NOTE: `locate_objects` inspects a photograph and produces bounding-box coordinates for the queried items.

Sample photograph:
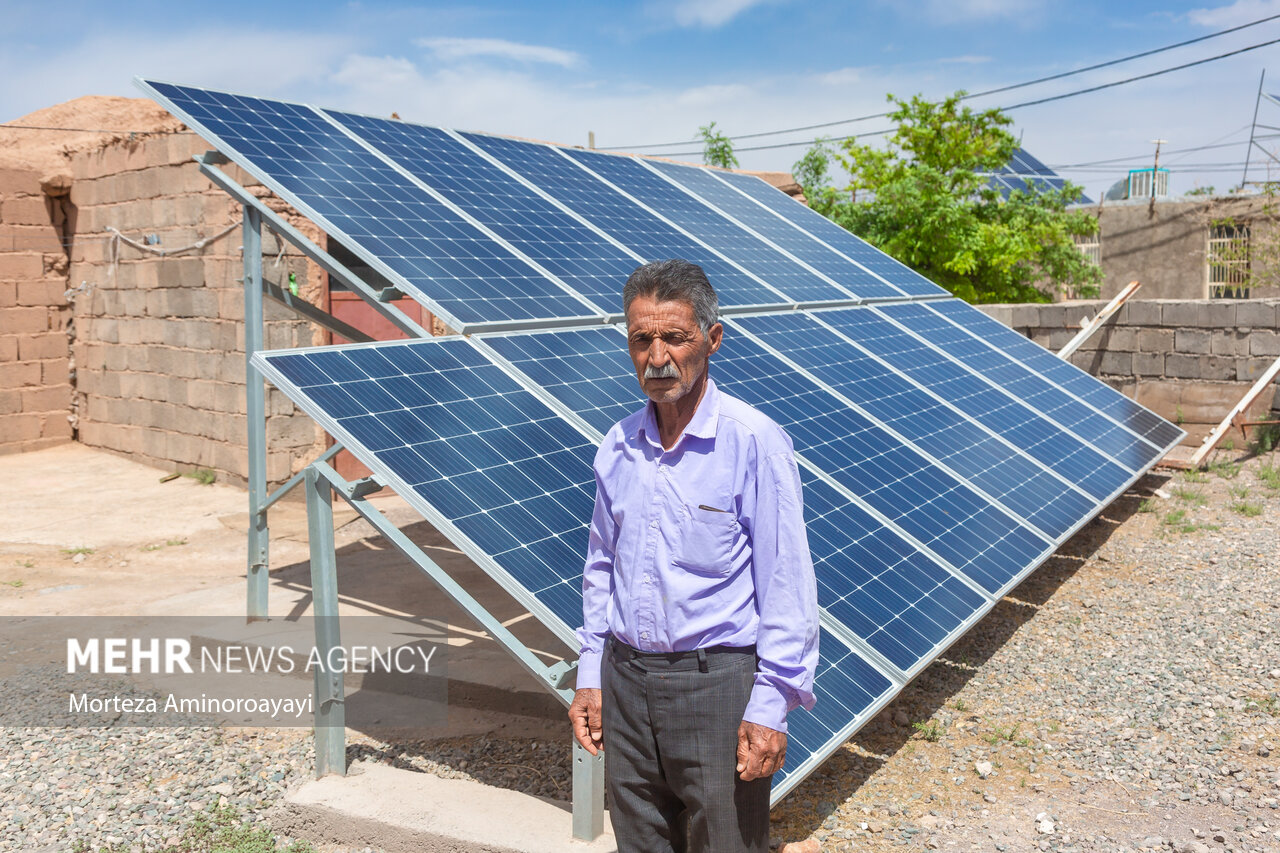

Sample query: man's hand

[569,688,604,755]
[736,720,786,781]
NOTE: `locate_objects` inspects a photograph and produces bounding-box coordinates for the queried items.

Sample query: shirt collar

[638,375,720,449]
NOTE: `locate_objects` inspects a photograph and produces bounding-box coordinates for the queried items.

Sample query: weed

[184,468,217,486]
[1048,721,1060,733]
[1137,498,1155,513]
[1250,695,1279,716]
[913,720,943,742]
[1163,509,1188,527]
[146,538,190,551]
[167,537,188,547]
[2,580,23,588]
[985,723,1022,746]
[67,803,315,853]
[14,559,33,569]
[953,699,968,712]
[61,546,94,556]
[1181,469,1207,484]
[1174,405,1185,425]
[1250,423,1280,454]
[1208,458,1240,480]
[1228,484,1250,500]
[1171,486,1207,505]
[1219,437,1235,451]
[1230,500,1263,517]
[1258,461,1280,492]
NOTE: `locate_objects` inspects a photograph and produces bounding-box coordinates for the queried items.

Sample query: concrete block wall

[65,134,327,487]
[979,299,1280,442]
[0,166,73,454]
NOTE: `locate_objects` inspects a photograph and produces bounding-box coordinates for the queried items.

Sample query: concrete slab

[277,761,617,853]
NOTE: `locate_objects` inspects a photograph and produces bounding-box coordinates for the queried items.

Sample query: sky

[5,0,1280,199]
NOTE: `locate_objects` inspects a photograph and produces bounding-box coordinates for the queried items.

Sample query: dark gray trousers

[603,638,771,853]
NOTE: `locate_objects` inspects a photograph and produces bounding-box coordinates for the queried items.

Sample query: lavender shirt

[575,377,819,732]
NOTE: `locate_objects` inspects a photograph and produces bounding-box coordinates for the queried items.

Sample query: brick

[0,196,51,226]
[0,252,43,279]
[0,167,43,196]
[1125,300,1162,326]
[1235,300,1277,329]
[0,361,40,387]
[21,385,69,412]
[0,281,15,309]
[0,412,42,442]
[1175,329,1211,355]
[0,306,48,336]
[0,336,16,363]
[0,388,19,414]
[15,279,60,307]
[17,332,66,361]
[1133,352,1164,376]
[40,412,73,440]
[1136,328,1174,351]
[1251,331,1280,357]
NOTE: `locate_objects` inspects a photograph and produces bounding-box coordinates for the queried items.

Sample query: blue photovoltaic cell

[560,147,849,304]
[647,160,900,301]
[732,312,1096,540]
[801,471,986,672]
[482,327,640,435]
[326,111,636,316]
[709,332,1049,595]
[816,306,1140,498]
[258,338,598,630]
[923,300,1182,449]
[775,626,893,793]
[983,148,1092,204]
[714,170,945,298]
[461,132,792,310]
[143,82,593,327]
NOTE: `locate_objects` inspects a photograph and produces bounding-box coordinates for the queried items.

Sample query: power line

[608,12,1280,151]
[646,35,1280,158]
[0,124,190,134]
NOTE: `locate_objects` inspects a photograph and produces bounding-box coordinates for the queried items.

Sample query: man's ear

[706,321,723,355]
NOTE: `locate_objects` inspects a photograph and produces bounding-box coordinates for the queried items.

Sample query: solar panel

[139,81,601,329]
[323,111,641,317]
[560,147,851,304]
[983,146,1093,204]
[461,132,799,311]
[148,79,1184,814]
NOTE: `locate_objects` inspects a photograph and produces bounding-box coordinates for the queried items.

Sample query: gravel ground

[2,448,1277,852]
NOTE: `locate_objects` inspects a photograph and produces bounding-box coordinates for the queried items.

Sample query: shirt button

[650,520,658,528]
[640,632,648,640]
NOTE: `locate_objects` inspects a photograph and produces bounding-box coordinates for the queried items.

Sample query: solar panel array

[143,79,1183,800]
[983,147,1093,205]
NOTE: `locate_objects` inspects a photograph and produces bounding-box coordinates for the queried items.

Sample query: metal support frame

[244,206,269,620]
[300,460,605,838]
[1057,280,1142,360]
[1170,352,1280,469]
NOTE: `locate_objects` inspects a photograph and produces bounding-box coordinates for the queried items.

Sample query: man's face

[626,294,723,405]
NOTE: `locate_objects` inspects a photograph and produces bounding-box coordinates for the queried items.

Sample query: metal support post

[243,205,269,621]
[571,739,605,841]
[305,466,346,777]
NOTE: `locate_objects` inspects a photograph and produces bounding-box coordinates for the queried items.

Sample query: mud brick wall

[64,133,326,488]
[0,166,73,454]
[979,299,1280,442]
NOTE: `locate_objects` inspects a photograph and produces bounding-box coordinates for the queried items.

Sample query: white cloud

[652,0,779,28]
[919,0,1049,24]
[417,37,581,68]
[938,55,993,64]
[1188,0,1280,27]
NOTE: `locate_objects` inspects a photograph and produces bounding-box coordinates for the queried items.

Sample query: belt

[608,636,756,672]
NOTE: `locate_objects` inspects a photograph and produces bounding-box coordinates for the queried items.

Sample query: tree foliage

[698,121,740,169]
[795,92,1100,303]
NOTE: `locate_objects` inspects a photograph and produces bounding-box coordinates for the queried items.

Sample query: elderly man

[568,258,819,853]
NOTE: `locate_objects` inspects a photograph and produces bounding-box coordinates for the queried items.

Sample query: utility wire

[647,35,1280,158]
[609,12,1280,151]
[0,124,190,134]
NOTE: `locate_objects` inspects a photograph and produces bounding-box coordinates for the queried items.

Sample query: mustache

[644,363,679,380]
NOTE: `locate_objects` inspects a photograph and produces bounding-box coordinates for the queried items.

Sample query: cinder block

[15,279,59,307]
[17,332,67,361]
[1,196,51,226]
[0,361,40,387]
[0,388,20,414]
[0,167,43,197]
[1200,355,1237,381]
[1164,353,1202,379]
[40,412,73,440]
[1161,301,1203,328]
[1175,329,1211,355]
[0,412,42,442]
[1235,300,1277,329]
[1096,351,1133,375]
[1133,352,1164,376]
[1201,302,1237,328]
[0,282,16,309]
[20,385,70,413]
[40,360,68,387]
[1211,331,1251,357]
[1237,357,1277,381]
[1136,328,1174,351]
[118,372,145,399]
[103,347,128,372]
[0,252,43,279]
[1251,331,1280,357]
[0,336,16,363]
[1125,300,1162,326]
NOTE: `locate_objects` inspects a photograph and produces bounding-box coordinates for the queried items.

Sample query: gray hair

[622,259,719,333]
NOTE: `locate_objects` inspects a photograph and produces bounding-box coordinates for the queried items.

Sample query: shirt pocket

[674,504,738,576]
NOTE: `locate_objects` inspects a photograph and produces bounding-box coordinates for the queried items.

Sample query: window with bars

[1073,233,1101,267]
[1207,223,1250,299]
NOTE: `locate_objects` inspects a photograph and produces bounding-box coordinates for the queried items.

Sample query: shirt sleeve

[741,448,819,732]
[575,442,617,691]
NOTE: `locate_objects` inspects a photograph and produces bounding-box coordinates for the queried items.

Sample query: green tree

[794,92,1100,303]
[698,121,740,169]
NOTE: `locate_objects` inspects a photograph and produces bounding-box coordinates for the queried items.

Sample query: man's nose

[648,339,669,365]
